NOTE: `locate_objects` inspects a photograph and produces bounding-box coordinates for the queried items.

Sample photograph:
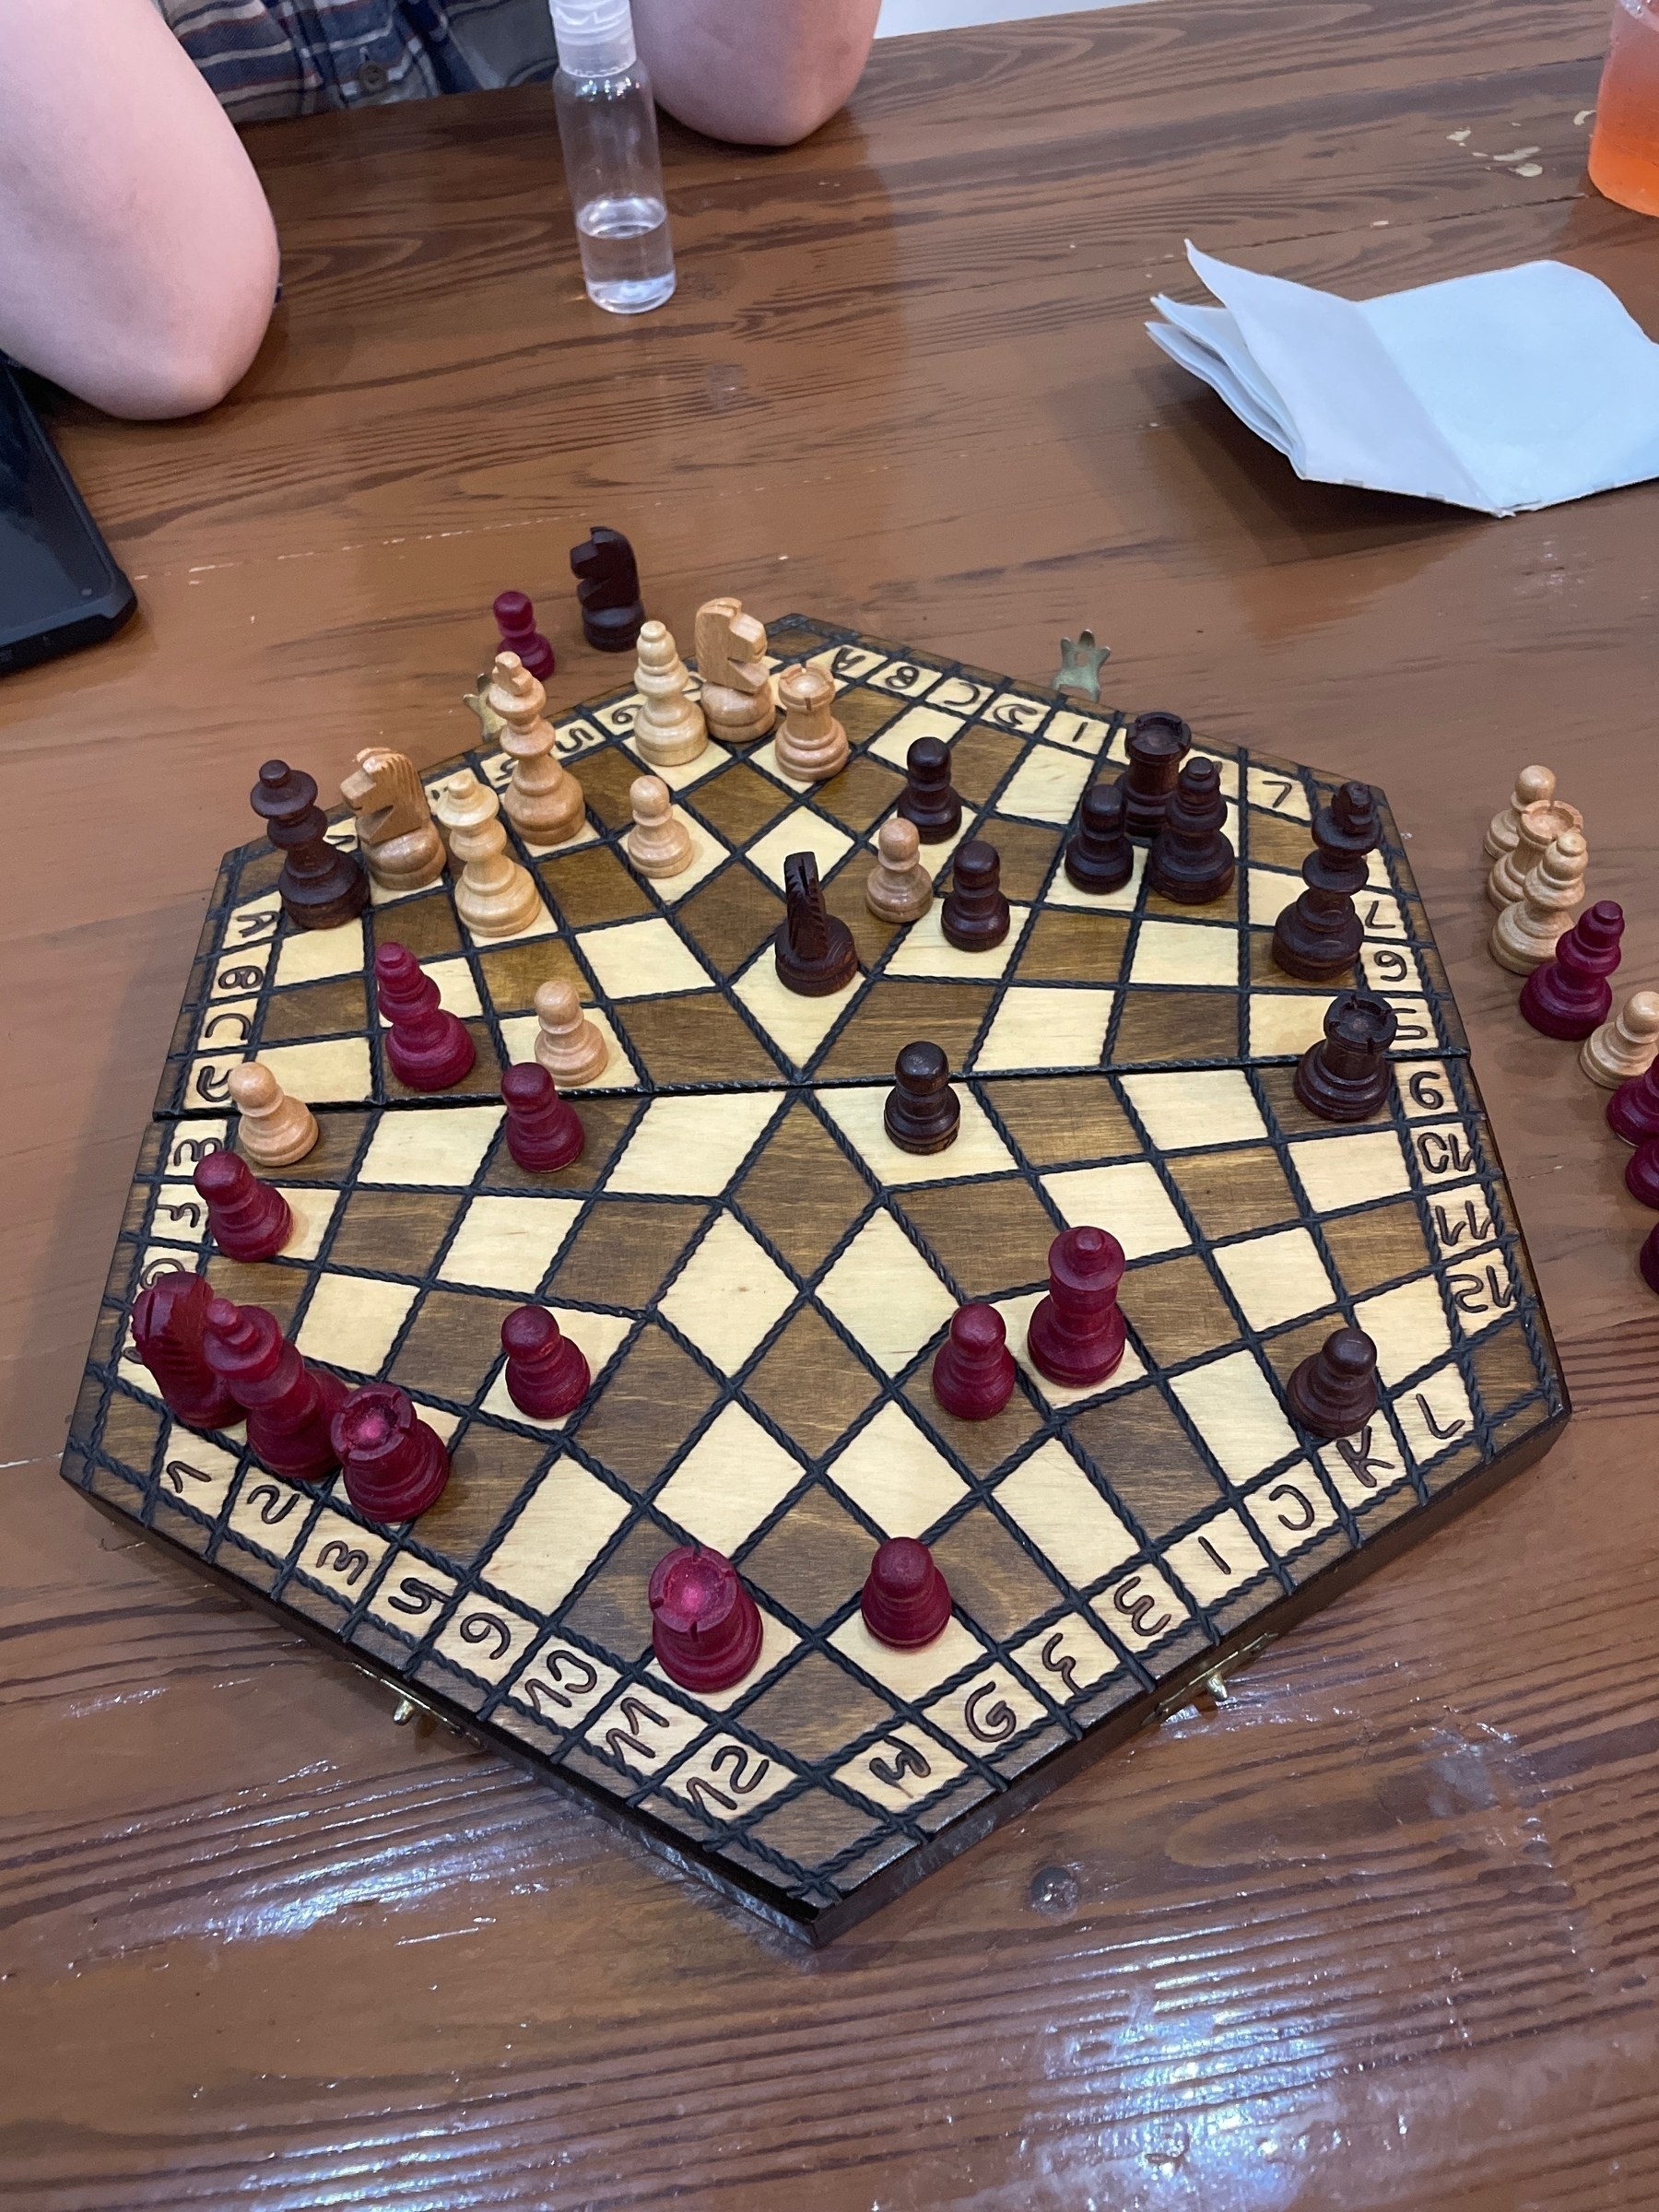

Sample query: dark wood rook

[250,759,369,931]
[1121,711,1192,836]
[1272,781,1382,982]
[1294,990,1398,1122]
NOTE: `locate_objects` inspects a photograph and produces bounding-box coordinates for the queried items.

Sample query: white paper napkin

[1147,242,1659,516]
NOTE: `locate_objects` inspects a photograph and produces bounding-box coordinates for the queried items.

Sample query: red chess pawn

[1627,1138,1659,1211]
[1609,1060,1659,1147]
[932,1303,1016,1420]
[1641,1224,1659,1297]
[331,1383,451,1520]
[501,1305,591,1419]
[648,1545,763,1692]
[194,1148,291,1263]
[1027,1225,1126,1390]
[375,942,477,1091]
[202,1297,349,1479]
[1519,900,1624,1041]
[493,590,555,681]
[861,1537,952,1650]
[502,1062,584,1172]
[130,1267,241,1428]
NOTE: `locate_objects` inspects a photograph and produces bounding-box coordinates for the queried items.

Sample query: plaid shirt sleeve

[157,0,557,122]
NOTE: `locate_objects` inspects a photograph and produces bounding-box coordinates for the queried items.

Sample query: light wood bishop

[694,597,774,744]
[1488,794,1584,908]
[433,770,543,937]
[775,664,849,781]
[632,621,707,767]
[1483,765,1558,865]
[625,775,694,879]
[1490,830,1588,973]
[865,816,933,923]
[1581,989,1659,1088]
[228,1061,318,1168]
[533,979,609,1086]
[487,653,587,847]
[339,749,445,892]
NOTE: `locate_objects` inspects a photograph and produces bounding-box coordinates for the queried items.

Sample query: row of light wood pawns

[1482,764,1658,1086]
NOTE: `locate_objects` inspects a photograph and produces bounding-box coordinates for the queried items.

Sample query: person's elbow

[90,211,280,419]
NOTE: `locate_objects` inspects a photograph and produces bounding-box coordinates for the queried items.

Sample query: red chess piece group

[194,1149,291,1263]
[376,941,477,1091]
[1520,900,1624,1040]
[648,1546,763,1692]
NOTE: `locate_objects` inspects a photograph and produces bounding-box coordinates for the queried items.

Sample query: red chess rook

[931,1303,1016,1420]
[375,942,477,1091]
[502,1062,584,1172]
[202,1297,349,1479]
[130,1267,241,1429]
[194,1149,291,1264]
[648,1546,762,1692]
[331,1383,451,1520]
[1028,1225,1126,1389]
[861,1538,952,1650]
[1519,900,1624,1041]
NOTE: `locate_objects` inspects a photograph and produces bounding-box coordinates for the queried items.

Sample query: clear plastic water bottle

[550,0,677,315]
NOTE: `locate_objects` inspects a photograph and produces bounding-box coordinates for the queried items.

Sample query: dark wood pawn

[1121,711,1192,836]
[896,735,962,843]
[1065,776,1134,894]
[1287,1326,1380,1441]
[774,850,858,996]
[884,1041,960,1154]
[1147,757,1235,904]
[1272,780,1382,982]
[250,759,369,931]
[941,839,1009,950]
[569,524,644,652]
[1293,990,1398,1122]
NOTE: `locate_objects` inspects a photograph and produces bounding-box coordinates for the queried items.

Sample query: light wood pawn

[695,597,774,745]
[1490,829,1588,973]
[1581,989,1659,1088]
[229,1061,318,1169]
[488,653,587,847]
[774,664,849,781]
[865,816,933,924]
[433,770,543,937]
[1483,764,1558,865]
[1488,794,1583,908]
[534,979,609,1086]
[339,749,444,892]
[632,620,707,768]
[625,775,694,879]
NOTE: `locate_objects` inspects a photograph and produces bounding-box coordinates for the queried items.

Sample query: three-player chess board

[65,617,1568,1942]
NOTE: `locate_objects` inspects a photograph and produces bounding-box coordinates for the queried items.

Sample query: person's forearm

[632,0,880,147]
[0,0,278,419]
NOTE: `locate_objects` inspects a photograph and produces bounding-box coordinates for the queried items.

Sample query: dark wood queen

[62,618,1569,1943]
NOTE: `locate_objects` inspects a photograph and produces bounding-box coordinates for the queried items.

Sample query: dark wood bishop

[1147,756,1235,904]
[250,759,369,931]
[1294,990,1398,1122]
[775,850,859,995]
[1272,780,1382,982]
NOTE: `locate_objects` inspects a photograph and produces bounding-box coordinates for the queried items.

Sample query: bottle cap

[551,0,637,75]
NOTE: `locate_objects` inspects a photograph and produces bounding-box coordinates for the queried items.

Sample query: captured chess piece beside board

[66,610,1569,1944]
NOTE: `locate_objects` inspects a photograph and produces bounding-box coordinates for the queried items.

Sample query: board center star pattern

[65,617,1567,1943]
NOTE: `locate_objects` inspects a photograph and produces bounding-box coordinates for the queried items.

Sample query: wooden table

[6,0,1658,2201]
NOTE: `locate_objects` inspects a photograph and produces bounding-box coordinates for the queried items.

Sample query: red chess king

[375,941,477,1091]
[331,1383,451,1521]
[648,1546,762,1692]
[1028,1225,1126,1389]
[493,589,555,680]
[194,1148,291,1264]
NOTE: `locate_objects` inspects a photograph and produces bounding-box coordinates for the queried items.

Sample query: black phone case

[0,366,136,676]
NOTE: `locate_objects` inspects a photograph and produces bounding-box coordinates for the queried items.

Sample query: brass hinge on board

[1151,1634,1276,1724]
[348,1665,465,1735]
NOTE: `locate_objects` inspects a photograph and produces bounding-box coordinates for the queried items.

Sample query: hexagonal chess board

[65,618,1567,1942]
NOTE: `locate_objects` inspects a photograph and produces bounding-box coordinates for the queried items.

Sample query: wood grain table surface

[6,0,1659,2203]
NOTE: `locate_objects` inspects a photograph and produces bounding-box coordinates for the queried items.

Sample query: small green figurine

[1055,628,1110,700]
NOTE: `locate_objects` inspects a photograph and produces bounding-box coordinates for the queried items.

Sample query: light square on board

[1007,1615,1122,1703]
[817,1087,1017,1188]
[971,985,1113,1074]
[1171,1350,1300,1483]
[1129,920,1239,988]
[1354,1276,1453,1385]
[746,812,855,889]
[577,917,712,1000]
[477,1310,636,1430]
[996,746,1093,824]
[829,1611,985,1703]
[1041,1162,1190,1262]
[295,1274,418,1376]
[258,1037,374,1104]
[816,1212,958,1374]
[994,1440,1140,1590]
[477,1460,633,1614]
[360,1106,503,1188]
[606,1093,784,1198]
[1163,1509,1272,1606]
[826,1401,969,1536]
[652,1403,806,1553]
[656,1214,799,1374]
[274,920,367,987]
[1212,1226,1337,1332]
[868,705,963,769]
[439,1195,583,1295]
[1288,1128,1412,1214]
[885,902,1029,982]
[1121,1069,1267,1151]
[733,955,862,1066]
